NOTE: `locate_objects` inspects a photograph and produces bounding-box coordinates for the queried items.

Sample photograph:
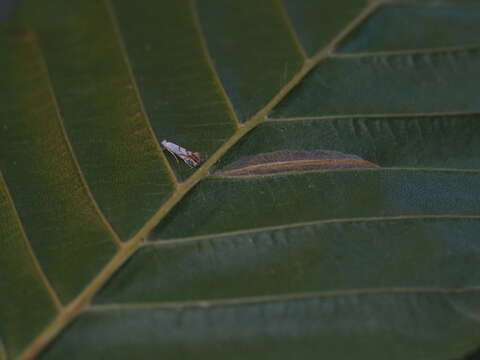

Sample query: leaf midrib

[16,1,387,358]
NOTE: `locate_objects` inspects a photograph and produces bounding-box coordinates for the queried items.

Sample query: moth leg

[164,148,180,163]
[180,155,195,168]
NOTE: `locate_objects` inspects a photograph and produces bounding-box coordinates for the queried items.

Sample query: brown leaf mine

[216,150,380,176]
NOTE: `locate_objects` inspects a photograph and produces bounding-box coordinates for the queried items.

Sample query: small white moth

[161,140,201,168]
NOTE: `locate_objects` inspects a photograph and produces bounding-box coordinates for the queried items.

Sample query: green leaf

[1,0,480,359]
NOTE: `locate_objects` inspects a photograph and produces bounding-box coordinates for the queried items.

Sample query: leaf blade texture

[0,0,479,359]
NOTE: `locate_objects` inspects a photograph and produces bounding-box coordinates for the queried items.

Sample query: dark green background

[1,0,480,359]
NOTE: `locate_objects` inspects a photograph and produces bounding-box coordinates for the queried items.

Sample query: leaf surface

[1,0,480,359]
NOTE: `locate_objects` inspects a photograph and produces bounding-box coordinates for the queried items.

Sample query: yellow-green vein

[190,0,242,128]
[104,0,179,185]
[87,286,480,311]
[17,2,382,358]
[33,31,123,249]
[275,0,308,59]
[0,172,62,310]
[145,214,480,246]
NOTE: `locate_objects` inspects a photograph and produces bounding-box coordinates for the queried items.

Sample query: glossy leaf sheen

[337,3,480,53]
[0,28,118,304]
[271,49,480,118]
[1,0,480,359]
[111,0,237,180]
[196,0,304,122]
[100,218,480,303]
[152,170,480,239]
[32,0,175,240]
[283,0,367,56]
[217,115,480,170]
[42,291,480,360]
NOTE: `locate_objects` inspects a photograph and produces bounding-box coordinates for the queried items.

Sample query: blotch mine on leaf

[216,150,379,176]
